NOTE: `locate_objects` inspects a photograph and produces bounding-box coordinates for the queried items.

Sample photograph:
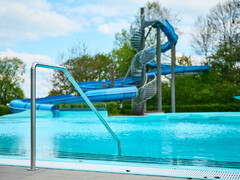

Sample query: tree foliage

[148,70,240,108]
[111,29,136,78]
[177,55,192,66]
[192,0,240,56]
[49,45,112,96]
[174,71,239,105]
[0,57,25,105]
[192,0,240,84]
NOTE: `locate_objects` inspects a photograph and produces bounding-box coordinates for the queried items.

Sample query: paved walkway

[0,165,196,180]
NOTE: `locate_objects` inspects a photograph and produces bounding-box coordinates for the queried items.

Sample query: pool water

[0,111,240,169]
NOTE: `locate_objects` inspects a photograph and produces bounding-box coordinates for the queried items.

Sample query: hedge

[0,105,10,116]
[107,102,240,115]
[148,103,240,113]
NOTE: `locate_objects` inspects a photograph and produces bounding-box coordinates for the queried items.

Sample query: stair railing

[133,73,157,107]
[29,62,121,171]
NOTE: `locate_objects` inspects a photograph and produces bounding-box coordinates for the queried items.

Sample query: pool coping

[0,158,239,180]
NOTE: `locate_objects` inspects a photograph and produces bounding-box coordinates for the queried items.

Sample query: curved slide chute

[9,99,58,114]
[9,86,138,116]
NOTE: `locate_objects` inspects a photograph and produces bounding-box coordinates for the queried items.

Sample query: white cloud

[0,0,222,47]
[162,0,219,15]
[175,52,207,65]
[191,55,207,65]
[0,0,224,65]
[0,0,82,45]
[62,3,132,18]
[91,17,105,24]
[97,19,130,35]
[0,49,56,98]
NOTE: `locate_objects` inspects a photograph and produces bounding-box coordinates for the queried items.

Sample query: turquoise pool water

[0,111,240,169]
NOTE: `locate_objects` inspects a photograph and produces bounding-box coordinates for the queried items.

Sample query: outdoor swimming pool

[0,110,240,179]
[0,110,239,169]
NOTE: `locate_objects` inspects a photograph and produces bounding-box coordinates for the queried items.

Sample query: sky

[0,0,222,98]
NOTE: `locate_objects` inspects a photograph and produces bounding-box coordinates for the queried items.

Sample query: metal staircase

[140,46,156,65]
[132,74,157,115]
[129,28,157,115]
[131,46,157,115]
[131,29,142,52]
[130,46,156,84]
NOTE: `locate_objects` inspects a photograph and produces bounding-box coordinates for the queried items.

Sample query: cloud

[0,0,222,46]
[90,17,105,24]
[191,55,207,65]
[97,19,130,35]
[175,52,206,65]
[59,2,135,18]
[71,4,124,17]
[0,49,55,98]
[0,0,82,45]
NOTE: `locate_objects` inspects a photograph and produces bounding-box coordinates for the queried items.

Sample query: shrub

[0,105,10,116]
[106,102,120,115]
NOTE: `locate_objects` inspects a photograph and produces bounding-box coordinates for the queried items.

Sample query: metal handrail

[29,62,121,171]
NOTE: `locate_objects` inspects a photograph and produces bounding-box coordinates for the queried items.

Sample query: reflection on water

[0,134,27,156]
[53,133,116,157]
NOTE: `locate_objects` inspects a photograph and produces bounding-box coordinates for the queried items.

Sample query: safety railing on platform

[29,62,121,171]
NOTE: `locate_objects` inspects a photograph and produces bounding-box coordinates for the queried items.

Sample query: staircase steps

[131,29,142,52]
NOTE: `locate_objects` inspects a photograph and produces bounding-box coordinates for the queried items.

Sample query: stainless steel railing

[29,62,121,171]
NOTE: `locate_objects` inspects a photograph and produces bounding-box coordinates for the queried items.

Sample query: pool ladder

[29,62,121,171]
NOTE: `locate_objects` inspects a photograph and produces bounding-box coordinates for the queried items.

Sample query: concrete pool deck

[0,165,197,180]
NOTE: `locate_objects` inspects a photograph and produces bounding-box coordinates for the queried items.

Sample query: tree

[192,0,240,84]
[49,44,112,96]
[191,16,215,57]
[192,0,240,56]
[209,44,240,84]
[192,0,240,58]
[111,29,136,78]
[177,55,192,66]
[0,57,25,105]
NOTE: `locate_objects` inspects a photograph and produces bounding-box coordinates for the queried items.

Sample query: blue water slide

[9,99,58,113]
[78,77,136,92]
[147,65,211,78]
[161,20,178,49]
[147,60,171,68]
[24,86,137,104]
[9,86,138,114]
[8,19,210,115]
[77,64,210,91]
[140,19,178,59]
